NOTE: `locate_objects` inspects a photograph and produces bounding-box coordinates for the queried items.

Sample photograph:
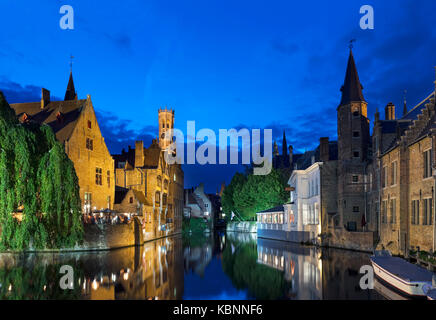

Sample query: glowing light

[8,284,12,291]
[123,273,129,281]
[92,280,99,291]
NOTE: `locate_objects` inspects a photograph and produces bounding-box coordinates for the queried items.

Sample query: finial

[403,89,408,116]
[349,39,356,50]
[69,55,74,72]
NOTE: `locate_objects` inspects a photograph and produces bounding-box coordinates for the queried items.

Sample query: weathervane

[349,39,356,50]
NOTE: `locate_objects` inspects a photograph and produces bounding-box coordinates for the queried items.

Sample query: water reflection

[0,233,384,300]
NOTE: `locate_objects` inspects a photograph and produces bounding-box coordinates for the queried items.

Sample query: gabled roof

[339,49,365,106]
[10,99,87,143]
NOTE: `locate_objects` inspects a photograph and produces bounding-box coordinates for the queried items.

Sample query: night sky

[1,0,436,193]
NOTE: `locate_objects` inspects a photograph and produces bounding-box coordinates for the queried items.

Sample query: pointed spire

[64,71,77,101]
[282,130,287,156]
[403,90,407,116]
[273,141,279,156]
[339,48,365,106]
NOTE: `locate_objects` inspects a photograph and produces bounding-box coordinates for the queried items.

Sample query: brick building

[113,108,184,238]
[10,72,115,213]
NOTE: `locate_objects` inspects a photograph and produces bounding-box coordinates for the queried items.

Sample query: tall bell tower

[158,107,175,150]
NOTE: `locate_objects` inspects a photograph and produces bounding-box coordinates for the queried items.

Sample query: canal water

[0,232,385,300]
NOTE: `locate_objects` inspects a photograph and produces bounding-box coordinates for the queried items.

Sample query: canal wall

[323,229,374,253]
[226,221,257,233]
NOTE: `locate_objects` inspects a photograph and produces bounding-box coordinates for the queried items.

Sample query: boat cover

[371,256,434,283]
[427,289,436,300]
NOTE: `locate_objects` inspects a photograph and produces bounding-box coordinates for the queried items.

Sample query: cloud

[103,32,133,53]
[95,109,157,154]
[271,40,299,56]
[0,78,42,103]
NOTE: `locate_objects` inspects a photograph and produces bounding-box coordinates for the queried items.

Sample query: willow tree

[0,92,83,250]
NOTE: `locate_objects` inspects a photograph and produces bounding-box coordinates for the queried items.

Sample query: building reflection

[256,239,382,300]
[79,237,185,300]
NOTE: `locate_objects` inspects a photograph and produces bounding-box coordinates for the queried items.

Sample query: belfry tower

[337,47,370,231]
[158,107,175,150]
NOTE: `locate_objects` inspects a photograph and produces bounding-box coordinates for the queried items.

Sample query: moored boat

[370,250,434,298]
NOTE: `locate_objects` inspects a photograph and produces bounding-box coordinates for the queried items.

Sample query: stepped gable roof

[10,99,87,143]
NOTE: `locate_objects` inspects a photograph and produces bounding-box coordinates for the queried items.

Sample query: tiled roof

[10,99,86,143]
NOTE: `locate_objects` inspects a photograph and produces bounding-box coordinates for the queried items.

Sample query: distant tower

[403,90,408,116]
[158,106,175,150]
[282,130,288,156]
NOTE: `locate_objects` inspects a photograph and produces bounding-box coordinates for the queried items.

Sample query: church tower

[158,107,175,150]
[337,48,370,232]
[337,48,370,161]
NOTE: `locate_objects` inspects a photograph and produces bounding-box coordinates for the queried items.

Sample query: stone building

[10,72,115,213]
[113,108,184,239]
[374,90,436,255]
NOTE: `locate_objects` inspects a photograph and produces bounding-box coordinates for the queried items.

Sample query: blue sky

[1,0,436,192]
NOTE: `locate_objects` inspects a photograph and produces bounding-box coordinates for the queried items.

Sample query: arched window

[163,194,167,206]
[157,175,162,186]
[164,179,169,190]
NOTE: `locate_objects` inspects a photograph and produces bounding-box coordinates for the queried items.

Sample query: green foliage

[0,262,84,300]
[0,91,83,250]
[222,168,289,220]
[182,217,210,235]
[221,239,291,299]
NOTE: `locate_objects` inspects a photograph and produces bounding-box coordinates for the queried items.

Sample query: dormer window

[88,120,92,129]
[56,112,64,124]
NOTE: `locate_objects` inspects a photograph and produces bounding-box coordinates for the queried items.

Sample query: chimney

[320,137,329,162]
[41,88,50,109]
[289,145,293,166]
[135,141,144,167]
[385,102,395,120]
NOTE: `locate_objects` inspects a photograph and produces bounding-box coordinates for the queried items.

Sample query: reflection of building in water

[257,239,322,300]
[183,242,213,277]
[80,237,184,300]
[256,239,379,300]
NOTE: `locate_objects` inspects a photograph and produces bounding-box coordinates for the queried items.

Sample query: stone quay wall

[323,229,374,253]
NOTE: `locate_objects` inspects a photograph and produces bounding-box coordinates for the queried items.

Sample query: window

[352,175,359,183]
[155,191,161,206]
[95,168,102,185]
[353,131,360,138]
[107,171,110,188]
[84,193,92,214]
[411,200,420,225]
[423,150,432,178]
[353,111,359,117]
[382,166,388,188]
[129,197,134,204]
[162,194,167,206]
[88,120,92,129]
[381,200,388,224]
[423,198,433,225]
[353,151,360,158]
[390,199,396,224]
[164,179,169,190]
[157,175,162,186]
[353,206,360,213]
[391,161,397,185]
[86,138,93,151]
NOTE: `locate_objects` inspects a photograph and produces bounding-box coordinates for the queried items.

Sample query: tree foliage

[0,92,83,250]
[222,168,289,220]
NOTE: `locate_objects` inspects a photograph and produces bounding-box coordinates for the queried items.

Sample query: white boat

[370,250,434,298]
[373,278,409,300]
[428,289,436,300]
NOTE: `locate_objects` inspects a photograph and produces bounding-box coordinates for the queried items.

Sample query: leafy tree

[231,168,288,220]
[0,91,83,250]
[221,173,246,220]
